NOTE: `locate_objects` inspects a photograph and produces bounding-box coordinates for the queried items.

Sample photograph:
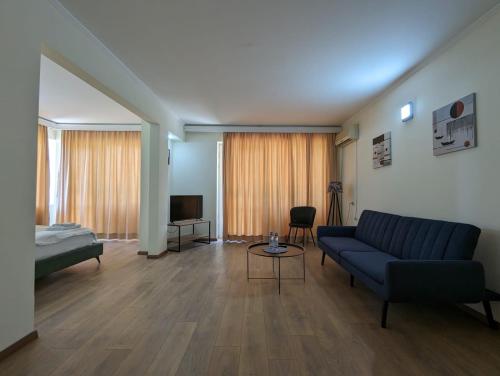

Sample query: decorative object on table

[327,181,343,226]
[373,132,392,169]
[269,232,279,249]
[264,245,288,254]
[288,206,317,246]
[433,93,476,156]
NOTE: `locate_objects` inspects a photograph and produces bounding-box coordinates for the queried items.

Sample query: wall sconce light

[401,102,414,123]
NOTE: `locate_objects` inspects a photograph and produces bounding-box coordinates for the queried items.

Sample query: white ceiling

[58,0,499,125]
[39,55,141,124]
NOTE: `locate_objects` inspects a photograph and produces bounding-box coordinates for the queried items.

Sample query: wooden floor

[1,241,500,375]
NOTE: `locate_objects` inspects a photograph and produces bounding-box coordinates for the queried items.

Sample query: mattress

[36,226,96,261]
[36,234,96,260]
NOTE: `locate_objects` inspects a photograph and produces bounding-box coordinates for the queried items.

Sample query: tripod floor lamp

[327,181,343,226]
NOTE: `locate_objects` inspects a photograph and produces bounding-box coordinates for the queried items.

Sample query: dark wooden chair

[287,206,316,246]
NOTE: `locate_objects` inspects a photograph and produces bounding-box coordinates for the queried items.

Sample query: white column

[139,121,170,255]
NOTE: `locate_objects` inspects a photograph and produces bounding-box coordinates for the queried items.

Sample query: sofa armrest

[385,260,485,303]
[317,226,357,239]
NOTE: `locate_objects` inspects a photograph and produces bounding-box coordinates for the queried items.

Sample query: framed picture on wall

[433,93,477,156]
[373,132,391,169]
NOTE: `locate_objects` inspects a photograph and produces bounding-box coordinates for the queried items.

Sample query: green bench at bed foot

[35,243,103,279]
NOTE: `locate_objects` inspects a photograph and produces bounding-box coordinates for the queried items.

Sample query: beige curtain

[56,130,141,239]
[223,133,336,238]
[35,125,50,225]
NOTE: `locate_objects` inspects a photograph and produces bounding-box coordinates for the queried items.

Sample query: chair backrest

[290,206,316,226]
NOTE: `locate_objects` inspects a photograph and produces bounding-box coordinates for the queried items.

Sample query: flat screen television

[170,195,203,222]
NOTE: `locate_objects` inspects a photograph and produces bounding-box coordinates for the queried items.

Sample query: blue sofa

[318,210,494,328]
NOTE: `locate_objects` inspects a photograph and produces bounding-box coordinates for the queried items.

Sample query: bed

[35,225,103,279]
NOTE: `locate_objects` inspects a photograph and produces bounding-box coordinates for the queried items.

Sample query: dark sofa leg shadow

[381,301,389,328]
[350,275,354,287]
[321,252,326,265]
[483,300,498,329]
[95,256,101,264]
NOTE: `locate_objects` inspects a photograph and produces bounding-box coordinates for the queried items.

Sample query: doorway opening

[36,53,144,240]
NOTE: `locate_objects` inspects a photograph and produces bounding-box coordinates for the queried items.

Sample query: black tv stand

[167,219,211,252]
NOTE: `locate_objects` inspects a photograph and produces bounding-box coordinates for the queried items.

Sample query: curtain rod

[38,117,142,131]
[184,124,342,134]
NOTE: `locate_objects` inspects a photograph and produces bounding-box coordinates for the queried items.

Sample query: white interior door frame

[216,141,223,239]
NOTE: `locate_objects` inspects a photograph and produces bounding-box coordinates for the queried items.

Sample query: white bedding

[35,226,97,261]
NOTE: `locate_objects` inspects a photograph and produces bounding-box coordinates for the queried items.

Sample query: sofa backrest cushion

[443,223,481,260]
[355,210,481,260]
[355,210,401,254]
[392,217,479,260]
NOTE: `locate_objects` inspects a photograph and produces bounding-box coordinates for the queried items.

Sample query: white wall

[170,133,222,238]
[339,141,358,225]
[342,6,500,315]
[0,0,182,351]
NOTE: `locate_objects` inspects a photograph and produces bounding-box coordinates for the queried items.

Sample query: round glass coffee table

[246,242,305,294]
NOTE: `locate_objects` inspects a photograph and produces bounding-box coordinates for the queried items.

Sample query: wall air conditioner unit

[335,124,359,146]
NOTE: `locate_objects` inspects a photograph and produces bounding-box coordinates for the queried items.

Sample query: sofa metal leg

[381,301,389,328]
[350,274,354,287]
[321,252,326,265]
[287,226,292,242]
[95,256,101,264]
[483,300,498,329]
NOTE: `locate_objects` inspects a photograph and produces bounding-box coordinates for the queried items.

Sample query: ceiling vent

[335,124,359,146]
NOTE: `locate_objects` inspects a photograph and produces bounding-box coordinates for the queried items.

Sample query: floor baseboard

[0,330,38,361]
[147,249,168,259]
[458,303,499,327]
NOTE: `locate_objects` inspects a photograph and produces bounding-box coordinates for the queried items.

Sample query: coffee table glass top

[247,242,305,258]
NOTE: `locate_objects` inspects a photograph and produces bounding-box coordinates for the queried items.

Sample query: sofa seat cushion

[341,251,399,284]
[319,237,379,258]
